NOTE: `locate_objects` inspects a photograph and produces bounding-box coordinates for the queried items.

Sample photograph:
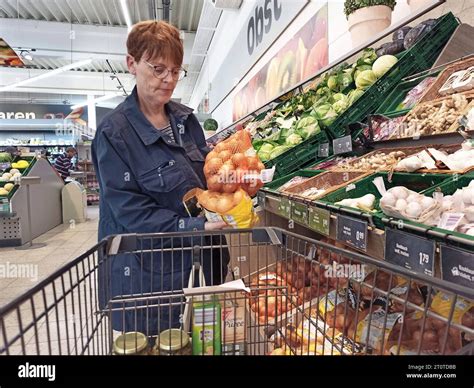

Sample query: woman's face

[127,54,179,106]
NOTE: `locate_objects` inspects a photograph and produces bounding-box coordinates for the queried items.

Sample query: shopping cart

[0,227,473,356]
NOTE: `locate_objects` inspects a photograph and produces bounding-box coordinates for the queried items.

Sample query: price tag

[318,143,330,158]
[291,201,308,225]
[440,245,474,289]
[333,135,353,155]
[0,162,11,170]
[308,206,330,236]
[336,215,367,251]
[278,197,291,218]
[385,229,435,277]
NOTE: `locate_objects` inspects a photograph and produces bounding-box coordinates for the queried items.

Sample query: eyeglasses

[144,61,187,81]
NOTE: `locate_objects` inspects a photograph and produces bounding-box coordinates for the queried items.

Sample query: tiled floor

[0,206,103,355]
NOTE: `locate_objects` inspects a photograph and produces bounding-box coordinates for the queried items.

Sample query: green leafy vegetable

[355,70,377,89]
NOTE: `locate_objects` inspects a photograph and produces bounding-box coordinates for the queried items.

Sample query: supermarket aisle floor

[0,206,99,306]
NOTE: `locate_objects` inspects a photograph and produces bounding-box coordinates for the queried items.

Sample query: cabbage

[296,116,320,140]
[355,70,377,90]
[258,151,272,162]
[270,146,292,160]
[275,116,296,129]
[285,133,303,146]
[372,55,398,78]
[259,143,274,153]
[332,93,347,103]
[320,108,338,127]
[333,99,348,114]
[347,89,365,106]
[327,75,338,91]
[314,104,333,120]
[354,64,372,81]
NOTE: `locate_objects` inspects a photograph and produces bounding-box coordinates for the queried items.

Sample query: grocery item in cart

[113,332,149,355]
[192,296,222,355]
[154,329,192,356]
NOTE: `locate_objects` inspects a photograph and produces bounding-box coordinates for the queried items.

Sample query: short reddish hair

[127,21,183,66]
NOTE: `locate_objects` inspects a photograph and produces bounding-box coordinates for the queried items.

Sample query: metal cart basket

[0,227,473,356]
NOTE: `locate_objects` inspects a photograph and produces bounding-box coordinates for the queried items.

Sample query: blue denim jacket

[92,86,210,240]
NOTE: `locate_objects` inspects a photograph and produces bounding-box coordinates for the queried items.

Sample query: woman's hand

[204,221,229,231]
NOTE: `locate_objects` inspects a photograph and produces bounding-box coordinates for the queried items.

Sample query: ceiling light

[0,59,93,93]
[71,93,122,110]
[119,0,133,32]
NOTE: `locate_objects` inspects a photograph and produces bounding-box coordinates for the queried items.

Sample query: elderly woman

[92,21,228,335]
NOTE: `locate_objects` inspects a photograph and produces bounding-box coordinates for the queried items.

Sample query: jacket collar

[123,86,194,146]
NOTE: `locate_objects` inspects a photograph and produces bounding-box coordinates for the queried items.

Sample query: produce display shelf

[375,71,441,116]
[263,130,332,179]
[263,169,323,193]
[327,12,459,140]
[317,172,451,229]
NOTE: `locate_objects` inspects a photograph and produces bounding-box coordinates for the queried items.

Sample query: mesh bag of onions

[195,130,266,228]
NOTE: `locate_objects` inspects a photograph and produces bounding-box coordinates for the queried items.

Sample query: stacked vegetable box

[239,13,460,179]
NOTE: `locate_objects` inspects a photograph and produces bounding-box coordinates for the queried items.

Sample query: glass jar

[154,329,192,356]
[113,332,149,355]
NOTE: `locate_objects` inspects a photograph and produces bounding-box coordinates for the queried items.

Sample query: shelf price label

[291,201,308,225]
[385,229,435,277]
[278,197,291,219]
[333,135,352,155]
[318,143,330,158]
[440,245,474,289]
[336,214,367,251]
[308,207,330,236]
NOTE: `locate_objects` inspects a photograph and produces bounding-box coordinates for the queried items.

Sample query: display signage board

[385,228,435,277]
[211,0,307,113]
[333,135,353,155]
[231,2,329,120]
[278,196,291,218]
[291,201,308,225]
[0,104,72,120]
[336,214,367,251]
[440,244,474,289]
[308,206,330,236]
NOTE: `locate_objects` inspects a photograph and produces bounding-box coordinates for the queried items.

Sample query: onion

[235,167,248,183]
[205,150,218,162]
[205,158,223,175]
[207,174,223,192]
[214,142,227,153]
[232,153,248,168]
[247,156,259,170]
[216,196,234,214]
[233,190,244,206]
[222,182,239,193]
[219,150,232,162]
[227,139,240,154]
[257,161,265,171]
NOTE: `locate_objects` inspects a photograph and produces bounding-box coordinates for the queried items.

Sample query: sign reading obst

[247,0,282,55]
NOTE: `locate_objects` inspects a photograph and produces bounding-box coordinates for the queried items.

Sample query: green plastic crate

[376,71,441,116]
[326,12,459,140]
[319,172,451,229]
[263,130,331,179]
[263,169,323,193]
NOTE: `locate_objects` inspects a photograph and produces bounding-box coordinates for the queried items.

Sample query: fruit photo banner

[233,4,328,121]
[0,38,24,67]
